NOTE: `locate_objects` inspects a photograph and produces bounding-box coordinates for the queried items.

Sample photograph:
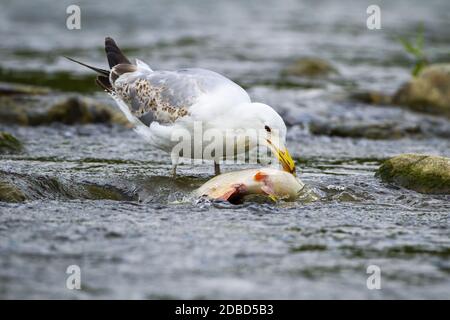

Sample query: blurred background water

[0,0,449,299]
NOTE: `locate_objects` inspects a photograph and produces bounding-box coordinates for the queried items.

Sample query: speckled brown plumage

[114,76,191,123]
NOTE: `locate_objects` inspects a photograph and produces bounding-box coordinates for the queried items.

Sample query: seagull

[66,37,295,177]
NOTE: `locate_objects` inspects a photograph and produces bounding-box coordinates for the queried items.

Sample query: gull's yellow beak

[265,138,296,175]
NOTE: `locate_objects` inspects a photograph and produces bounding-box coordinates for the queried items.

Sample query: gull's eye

[265,125,271,133]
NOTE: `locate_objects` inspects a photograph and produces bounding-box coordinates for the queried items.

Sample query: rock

[0,95,128,126]
[42,96,117,125]
[350,90,392,105]
[281,57,338,77]
[0,171,136,202]
[393,63,450,117]
[309,121,421,140]
[376,154,450,194]
[0,132,23,153]
[0,96,32,125]
[0,180,26,202]
[84,184,129,201]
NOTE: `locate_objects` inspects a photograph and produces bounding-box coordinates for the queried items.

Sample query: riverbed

[0,0,449,299]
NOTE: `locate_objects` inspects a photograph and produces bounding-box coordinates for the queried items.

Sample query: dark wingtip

[63,55,79,64]
[104,37,131,68]
[105,36,115,46]
[64,55,109,76]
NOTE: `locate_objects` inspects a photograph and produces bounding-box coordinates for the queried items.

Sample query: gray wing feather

[113,68,247,124]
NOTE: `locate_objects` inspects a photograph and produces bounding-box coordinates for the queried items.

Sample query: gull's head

[236,102,296,175]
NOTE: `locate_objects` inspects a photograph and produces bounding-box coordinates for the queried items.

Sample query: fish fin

[261,185,278,202]
[216,183,247,203]
[254,171,268,181]
[217,188,239,201]
[254,172,278,202]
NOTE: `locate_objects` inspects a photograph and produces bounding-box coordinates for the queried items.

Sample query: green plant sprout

[398,23,428,76]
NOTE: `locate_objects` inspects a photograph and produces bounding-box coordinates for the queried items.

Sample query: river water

[0,0,449,299]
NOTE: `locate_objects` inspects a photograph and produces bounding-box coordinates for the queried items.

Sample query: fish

[193,167,305,203]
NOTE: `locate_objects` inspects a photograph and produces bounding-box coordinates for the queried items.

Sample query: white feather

[135,59,152,71]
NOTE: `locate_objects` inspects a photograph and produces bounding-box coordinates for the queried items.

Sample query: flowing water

[0,0,449,299]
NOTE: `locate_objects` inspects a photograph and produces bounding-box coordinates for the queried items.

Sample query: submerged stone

[281,57,338,77]
[309,121,421,140]
[0,180,26,202]
[393,63,450,118]
[84,184,131,201]
[43,96,120,125]
[350,90,392,105]
[0,170,136,203]
[0,96,35,125]
[0,94,128,126]
[0,132,23,153]
[376,154,450,194]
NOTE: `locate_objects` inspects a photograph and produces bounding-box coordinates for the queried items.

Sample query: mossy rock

[0,132,23,153]
[0,96,37,125]
[0,171,134,202]
[281,58,338,77]
[0,95,128,126]
[393,64,450,117]
[0,180,26,202]
[84,184,129,201]
[44,96,113,125]
[376,154,450,194]
[350,90,393,105]
[25,96,128,126]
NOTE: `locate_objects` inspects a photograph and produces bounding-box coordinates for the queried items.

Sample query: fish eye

[264,125,271,133]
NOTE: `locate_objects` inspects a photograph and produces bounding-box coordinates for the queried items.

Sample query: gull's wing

[112,66,251,124]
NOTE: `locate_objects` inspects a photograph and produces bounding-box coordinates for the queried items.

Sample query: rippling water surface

[0,0,449,299]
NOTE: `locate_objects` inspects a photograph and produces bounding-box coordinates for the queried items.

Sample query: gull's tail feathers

[105,37,132,68]
[65,37,134,91]
[65,37,152,133]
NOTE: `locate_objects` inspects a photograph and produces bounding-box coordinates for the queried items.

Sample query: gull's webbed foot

[214,161,221,176]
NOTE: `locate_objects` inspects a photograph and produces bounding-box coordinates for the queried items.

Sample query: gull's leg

[214,161,221,176]
[171,164,177,178]
[171,154,179,179]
